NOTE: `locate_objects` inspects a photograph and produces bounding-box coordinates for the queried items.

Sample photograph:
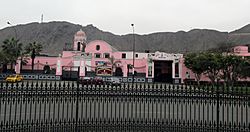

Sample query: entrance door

[115,67,123,76]
[62,66,80,81]
[154,61,173,83]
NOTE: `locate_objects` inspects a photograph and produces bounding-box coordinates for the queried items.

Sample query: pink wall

[85,40,113,56]
[22,57,58,70]
[181,58,196,82]
[119,59,147,73]
[234,46,248,54]
[85,40,113,72]
[85,40,147,75]
[234,46,250,57]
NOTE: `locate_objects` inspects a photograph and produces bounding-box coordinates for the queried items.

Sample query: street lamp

[131,24,135,84]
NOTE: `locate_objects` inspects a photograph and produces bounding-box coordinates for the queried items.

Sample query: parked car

[5,74,23,83]
[106,77,121,86]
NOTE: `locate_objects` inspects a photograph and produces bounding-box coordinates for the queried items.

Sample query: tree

[185,52,249,86]
[2,37,23,71]
[184,53,206,85]
[220,55,246,86]
[25,42,43,72]
[202,52,224,85]
[185,52,225,85]
[0,51,10,73]
[237,57,250,79]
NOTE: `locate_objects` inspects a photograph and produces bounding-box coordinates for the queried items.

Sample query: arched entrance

[115,67,123,76]
[77,42,81,51]
[43,65,51,74]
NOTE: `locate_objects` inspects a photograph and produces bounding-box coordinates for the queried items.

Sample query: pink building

[233,45,250,57]
[14,29,184,83]
[14,29,249,83]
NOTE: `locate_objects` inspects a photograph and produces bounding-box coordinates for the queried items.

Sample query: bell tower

[73,29,87,52]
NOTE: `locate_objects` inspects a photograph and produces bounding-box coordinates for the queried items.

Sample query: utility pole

[131,24,135,84]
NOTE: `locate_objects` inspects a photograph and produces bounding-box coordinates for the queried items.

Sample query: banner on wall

[96,67,112,76]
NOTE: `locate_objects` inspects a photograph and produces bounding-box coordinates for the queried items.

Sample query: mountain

[231,24,250,33]
[228,24,250,45]
[0,21,249,56]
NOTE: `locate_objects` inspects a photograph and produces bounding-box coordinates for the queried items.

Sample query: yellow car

[5,74,24,83]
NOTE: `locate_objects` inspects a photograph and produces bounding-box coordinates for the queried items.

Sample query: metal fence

[0,82,249,132]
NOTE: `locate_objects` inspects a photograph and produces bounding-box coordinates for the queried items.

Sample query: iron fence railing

[0,82,249,132]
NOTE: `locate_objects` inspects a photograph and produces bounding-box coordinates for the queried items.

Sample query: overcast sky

[1,0,250,35]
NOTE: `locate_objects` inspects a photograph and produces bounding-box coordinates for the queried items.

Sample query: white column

[179,62,183,83]
[123,63,128,77]
[79,59,85,77]
[152,62,155,78]
[178,62,181,77]
[15,60,21,74]
[172,61,175,79]
[56,58,62,76]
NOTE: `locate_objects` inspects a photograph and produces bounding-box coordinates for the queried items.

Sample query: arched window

[115,67,123,76]
[77,42,81,51]
[43,65,51,74]
[96,45,100,51]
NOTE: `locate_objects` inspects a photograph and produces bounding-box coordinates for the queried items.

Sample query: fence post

[75,82,79,132]
[216,84,220,132]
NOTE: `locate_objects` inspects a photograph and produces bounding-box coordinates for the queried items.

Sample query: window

[175,63,179,77]
[122,53,126,59]
[95,53,101,58]
[135,54,138,58]
[185,71,190,79]
[104,53,110,58]
[77,42,81,51]
[96,45,100,51]
[148,66,152,76]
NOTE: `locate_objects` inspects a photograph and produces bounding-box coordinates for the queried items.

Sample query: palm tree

[2,37,23,71]
[25,42,43,72]
[0,50,10,73]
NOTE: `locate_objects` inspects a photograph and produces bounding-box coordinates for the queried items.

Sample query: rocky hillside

[0,21,249,56]
[228,24,250,45]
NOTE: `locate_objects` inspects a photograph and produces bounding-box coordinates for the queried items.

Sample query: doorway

[154,60,173,83]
